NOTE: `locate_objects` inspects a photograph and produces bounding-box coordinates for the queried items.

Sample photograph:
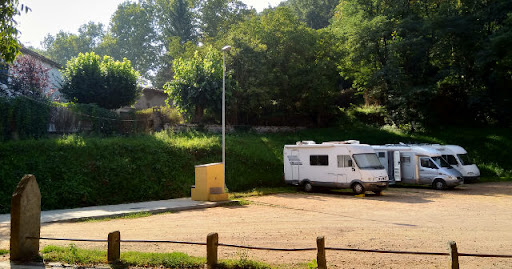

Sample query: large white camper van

[372,144,464,189]
[426,144,480,181]
[283,141,389,194]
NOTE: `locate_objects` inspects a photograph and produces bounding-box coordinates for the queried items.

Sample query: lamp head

[222,45,232,52]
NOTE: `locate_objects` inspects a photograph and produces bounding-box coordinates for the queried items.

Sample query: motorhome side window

[442,155,458,165]
[420,157,437,169]
[378,152,385,158]
[337,155,353,168]
[400,156,411,163]
[310,155,328,166]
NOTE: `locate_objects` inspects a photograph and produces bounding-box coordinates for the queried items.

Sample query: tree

[42,22,106,66]
[0,0,30,63]
[283,0,339,29]
[102,1,159,80]
[0,54,50,98]
[222,6,340,125]
[154,0,196,45]
[61,52,140,109]
[163,46,229,122]
[197,0,254,38]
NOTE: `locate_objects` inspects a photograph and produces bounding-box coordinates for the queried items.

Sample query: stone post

[10,175,41,261]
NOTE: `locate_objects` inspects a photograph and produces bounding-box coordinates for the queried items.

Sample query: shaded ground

[1,182,512,268]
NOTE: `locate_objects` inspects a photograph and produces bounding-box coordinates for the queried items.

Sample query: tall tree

[223,7,340,125]
[197,0,254,38]
[283,0,339,29]
[154,0,196,45]
[102,1,159,80]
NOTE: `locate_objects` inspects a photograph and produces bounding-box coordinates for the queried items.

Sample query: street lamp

[222,45,231,178]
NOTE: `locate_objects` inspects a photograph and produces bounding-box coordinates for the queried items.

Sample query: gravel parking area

[1,182,512,268]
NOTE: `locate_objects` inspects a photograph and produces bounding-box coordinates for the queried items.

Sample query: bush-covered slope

[1,127,510,213]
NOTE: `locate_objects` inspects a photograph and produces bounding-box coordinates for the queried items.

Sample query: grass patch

[229,187,297,199]
[0,249,9,255]
[41,245,275,269]
[80,212,154,222]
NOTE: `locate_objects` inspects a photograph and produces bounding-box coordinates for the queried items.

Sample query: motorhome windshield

[432,156,452,168]
[457,154,474,165]
[353,153,384,170]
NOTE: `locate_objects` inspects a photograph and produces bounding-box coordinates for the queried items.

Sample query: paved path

[0,198,230,268]
[0,198,229,225]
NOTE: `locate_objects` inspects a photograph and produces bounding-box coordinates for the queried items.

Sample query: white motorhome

[426,144,480,181]
[283,141,389,194]
[372,144,464,189]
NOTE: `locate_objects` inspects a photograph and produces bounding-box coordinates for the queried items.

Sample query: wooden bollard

[317,236,327,269]
[108,231,121,263]
[207,233,219,269]
[449,241,459,269]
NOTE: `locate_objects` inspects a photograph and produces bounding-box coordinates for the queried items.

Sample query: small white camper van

[283,141,389,194]
[426,144,480,181]
[372,144,464,189]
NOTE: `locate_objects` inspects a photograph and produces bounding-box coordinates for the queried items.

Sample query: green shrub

[0,96,50,141]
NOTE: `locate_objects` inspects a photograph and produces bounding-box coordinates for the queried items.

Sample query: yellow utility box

[191,163,229,201]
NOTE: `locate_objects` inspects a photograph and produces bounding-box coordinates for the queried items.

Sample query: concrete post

[10,175,41,262]
[449,241,459,269]
[108,231,121,263]
[317,236,327,269]
[206,233,218,269]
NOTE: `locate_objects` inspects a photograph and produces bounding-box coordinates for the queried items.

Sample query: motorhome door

[393,151,401,181]
[290,150,300,181]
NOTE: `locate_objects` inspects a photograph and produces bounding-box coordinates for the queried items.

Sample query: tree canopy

[61,52,140,109]
[37,0,512,127]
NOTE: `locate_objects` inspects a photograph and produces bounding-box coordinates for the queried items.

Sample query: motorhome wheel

[303,182,313,192]
[433,179,447,190]
[352,183,365,195]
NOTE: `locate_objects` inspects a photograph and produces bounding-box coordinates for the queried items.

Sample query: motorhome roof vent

[297,141,316,145]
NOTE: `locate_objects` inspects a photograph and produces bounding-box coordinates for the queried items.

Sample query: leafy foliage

[7,55,50,98]
[0,0,30,63]
[61,52,140,109]
[164,46,230,122]
[0,96,50,141]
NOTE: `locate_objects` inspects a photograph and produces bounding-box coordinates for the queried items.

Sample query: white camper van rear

[283,141,388,194]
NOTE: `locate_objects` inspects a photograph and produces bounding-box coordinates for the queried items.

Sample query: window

[353,153,384,170]
[457,154,473,165]
[337,155,352,168]
[442,155,458,165]
[420,157,438,169]
[378,152,385,158]
[400,156,411,163]
[310,155,328,166]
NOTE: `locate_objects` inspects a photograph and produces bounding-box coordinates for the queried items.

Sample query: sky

[16,0,286,49]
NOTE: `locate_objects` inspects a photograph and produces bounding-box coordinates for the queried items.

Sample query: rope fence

[28,233,512,269]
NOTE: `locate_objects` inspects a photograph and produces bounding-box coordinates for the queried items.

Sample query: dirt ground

[1,182,512,268]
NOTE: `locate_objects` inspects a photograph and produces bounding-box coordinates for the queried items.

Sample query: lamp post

[222,45,231,178]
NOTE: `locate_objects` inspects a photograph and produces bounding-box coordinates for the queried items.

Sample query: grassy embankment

[1,126,510,213]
